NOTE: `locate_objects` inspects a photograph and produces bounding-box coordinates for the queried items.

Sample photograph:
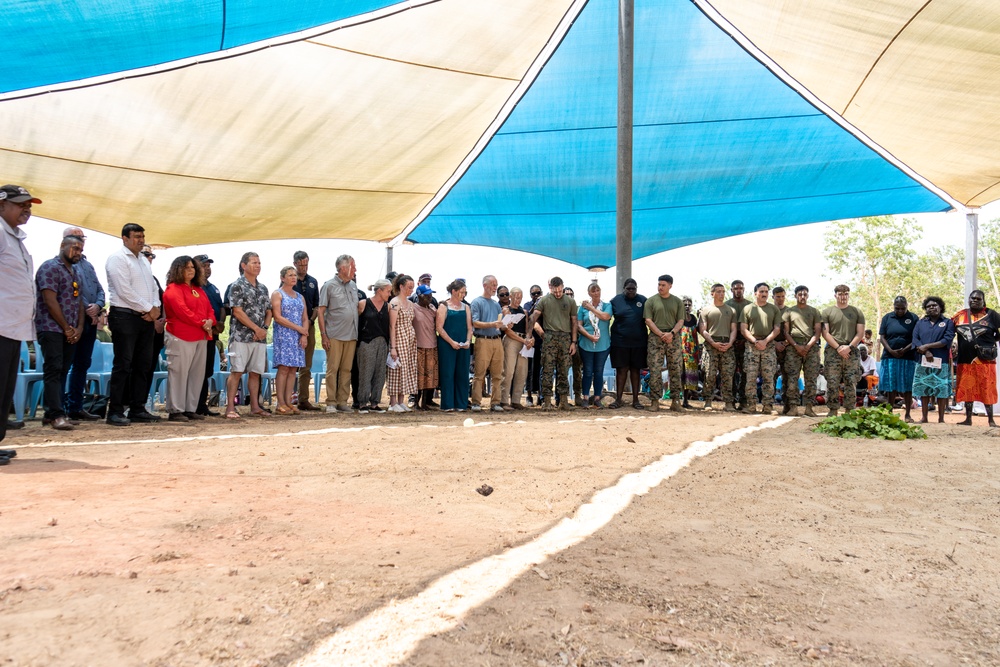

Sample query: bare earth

[2,407,998,667]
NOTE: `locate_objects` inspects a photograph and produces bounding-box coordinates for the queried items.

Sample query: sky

[19,203,995,308]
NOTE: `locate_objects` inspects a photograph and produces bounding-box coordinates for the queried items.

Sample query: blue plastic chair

[149,347,169,408]
[310,348,327,403]
[14,342,44,421]
[85,341,114,395]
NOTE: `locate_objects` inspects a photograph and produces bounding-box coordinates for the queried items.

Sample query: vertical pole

[966,210,978,306]
[615,0,634,294]
[386,245,394,275]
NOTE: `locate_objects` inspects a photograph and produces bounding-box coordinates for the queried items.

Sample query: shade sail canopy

[707,0,1000,208]
[0,0,981,267]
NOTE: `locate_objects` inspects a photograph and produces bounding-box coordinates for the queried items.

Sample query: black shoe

[167,412,190,422]
[50,415,76,431]
[196,408,220,417]
[68,410,101,421]
[43,416,81,426]
[0,449,16,458]
[0,455,9,466]
[7,421,24,430]
[129,410,162,423]
[183,412,206,420]
[106,413,131,427]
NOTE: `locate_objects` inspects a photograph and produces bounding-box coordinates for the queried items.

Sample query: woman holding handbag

[952,289,1000,427]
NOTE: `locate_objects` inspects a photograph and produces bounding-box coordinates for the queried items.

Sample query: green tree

[977,217,1000,306]
[824,216,920,324]
[899,245,964,315]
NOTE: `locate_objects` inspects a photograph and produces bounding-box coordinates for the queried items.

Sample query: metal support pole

[386,245,394,275]
[966,211,978,306]
[615,0,634,294]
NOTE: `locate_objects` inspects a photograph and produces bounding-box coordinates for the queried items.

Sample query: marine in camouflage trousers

[783,342,820,407]
[539,331,572,402]
[823,345,860,411]
[743,343,778,410]
[703,340,735,405]
[647,334,683,400]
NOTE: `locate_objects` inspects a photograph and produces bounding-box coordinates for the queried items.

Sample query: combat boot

[803,405,817,417]
[648,398,660,412]
[827,406,839,417]
[762,404,776,416]
[558,396,573,411]
[539,398,554,411]
[703,400,714,411]
[782,403,794,415]
[723,402,736,412]
[670,399,684,413]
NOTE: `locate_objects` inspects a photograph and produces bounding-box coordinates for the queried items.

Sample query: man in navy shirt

[195,254,225,416]
[292,251,321,410]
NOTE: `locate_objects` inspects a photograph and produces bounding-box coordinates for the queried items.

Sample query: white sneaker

[402,404,413,412]
[325,405,338,413]
[471,405,482,412]
[390,404,406,413]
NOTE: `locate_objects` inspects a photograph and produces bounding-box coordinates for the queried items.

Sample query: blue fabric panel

[409,0,950,267]
[1,0,398,94]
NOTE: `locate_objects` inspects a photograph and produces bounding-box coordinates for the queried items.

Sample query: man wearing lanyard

[194,254,225,416]
[0,184,40,464]
[63,226,106,421]
[292,250,321,410]
[105,223,162,426]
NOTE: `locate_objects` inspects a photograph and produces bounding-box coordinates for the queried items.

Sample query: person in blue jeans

[577,282,613,407]
[436,280,473,412]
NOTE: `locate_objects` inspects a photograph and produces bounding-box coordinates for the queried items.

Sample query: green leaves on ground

[813,404,927,441]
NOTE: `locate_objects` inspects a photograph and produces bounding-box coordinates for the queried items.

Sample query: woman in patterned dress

[910,296,955,424]
[270,266,308,415]
[387,274,418,412]
[952,289,1000,427]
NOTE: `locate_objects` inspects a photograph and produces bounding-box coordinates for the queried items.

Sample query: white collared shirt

[0,219,35,340]
[106,245,160,312]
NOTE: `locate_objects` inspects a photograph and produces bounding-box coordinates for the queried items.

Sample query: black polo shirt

[879,310,918,350]
[293,273,320,319]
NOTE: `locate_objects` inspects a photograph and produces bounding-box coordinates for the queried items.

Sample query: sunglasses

[142,251,156,259]
[530,292,541,297]
[497,292,510,297]
[72,280,79,298]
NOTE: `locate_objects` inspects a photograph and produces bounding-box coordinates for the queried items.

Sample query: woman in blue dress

[270,266,308,415]
[436,280,473,412]
[910,296,955,424]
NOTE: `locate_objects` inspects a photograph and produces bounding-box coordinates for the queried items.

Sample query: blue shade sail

[1,0,399,94]
[407,0,950,267]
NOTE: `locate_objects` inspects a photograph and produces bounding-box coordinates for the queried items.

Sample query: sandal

[606,400,620,409]
[225,410,241,419]
[275,406,293,416]
[250,409,272,418]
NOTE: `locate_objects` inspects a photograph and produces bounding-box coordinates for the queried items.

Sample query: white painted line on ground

[12,413,675,449]
[291,416,794,667]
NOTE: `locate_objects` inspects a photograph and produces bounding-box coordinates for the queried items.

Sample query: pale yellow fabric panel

[0,0,573,244]
[711,0,1000,206]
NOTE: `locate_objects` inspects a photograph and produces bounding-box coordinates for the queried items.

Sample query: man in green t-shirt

[725,279,750,409]
[525,276,577,410]
[740,282,782,414]
[698,283,737,411]
[782,285,823,416]
[643,274,685,411]
[772,287,790,410]
[821,284,865,416]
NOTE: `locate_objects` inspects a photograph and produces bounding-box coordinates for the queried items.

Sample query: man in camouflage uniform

[772,286,790,409]
[740,282,782,414]
[698,283,737,411]
[526,276,578,411]
[563,287,585,406]
[782,285,823,416]
[821,284,865,416]
[643,274,685,412]
[725,280,750,409]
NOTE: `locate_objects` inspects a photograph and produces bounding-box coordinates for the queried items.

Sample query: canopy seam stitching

[303,41,520,81]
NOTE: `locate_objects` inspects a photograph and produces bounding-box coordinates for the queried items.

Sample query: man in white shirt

[0,184,40,463]
[105,223,162,426]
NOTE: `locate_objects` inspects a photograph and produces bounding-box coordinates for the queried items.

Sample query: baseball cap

[193,254,214,264]
[0,184,41,204]
[418,273,432,282]
[416,284,435,295]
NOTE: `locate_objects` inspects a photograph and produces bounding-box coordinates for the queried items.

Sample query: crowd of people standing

[3,181,1000,468]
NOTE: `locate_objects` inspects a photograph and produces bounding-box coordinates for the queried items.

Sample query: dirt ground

[1,405,998,667]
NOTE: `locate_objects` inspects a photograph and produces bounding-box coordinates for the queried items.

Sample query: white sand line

[292,416,794,667]
[12,413,670,449]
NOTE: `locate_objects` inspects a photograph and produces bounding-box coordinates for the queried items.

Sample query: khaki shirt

[643,294,685,332]
[700,303,736,340]
[823,305,865,345]
[535,293,576,333]
[784,305,821,343]
[743,302,781,339]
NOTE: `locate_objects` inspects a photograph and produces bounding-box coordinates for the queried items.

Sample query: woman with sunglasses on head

[162,256,215,421]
